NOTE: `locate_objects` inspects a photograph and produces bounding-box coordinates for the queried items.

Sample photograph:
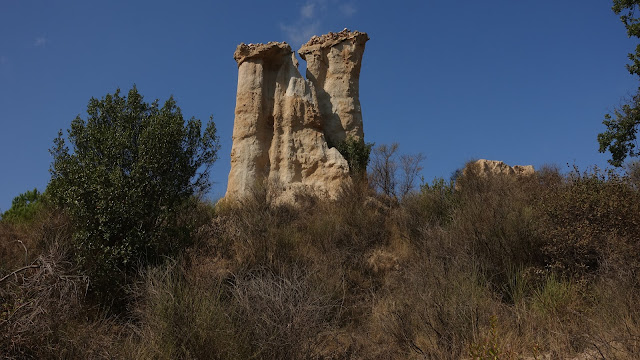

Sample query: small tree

[598,1,640,166]
[370,143,399,197]
[0,188,45,224]
[48,87,220,298]
[369,143,425,199]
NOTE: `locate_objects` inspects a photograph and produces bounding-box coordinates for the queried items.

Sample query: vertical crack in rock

[225,30,369,203]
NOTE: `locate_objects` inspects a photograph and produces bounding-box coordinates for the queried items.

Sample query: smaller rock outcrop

[456,159,534,190]
[464,159,535,178]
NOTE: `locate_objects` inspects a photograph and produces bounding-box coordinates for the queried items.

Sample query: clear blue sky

[0,0,637,211]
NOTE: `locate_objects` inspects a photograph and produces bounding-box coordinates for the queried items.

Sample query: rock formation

[299,31,368,147]
[225,30,369,202]
[455,159,534,190]
[462,159,535,179]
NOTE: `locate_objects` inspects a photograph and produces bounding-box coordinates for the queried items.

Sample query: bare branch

[399,153,425,197]
[0,264,40,284]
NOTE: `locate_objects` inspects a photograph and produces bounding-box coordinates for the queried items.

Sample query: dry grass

[2,165,640,359]
[1,212,127,359]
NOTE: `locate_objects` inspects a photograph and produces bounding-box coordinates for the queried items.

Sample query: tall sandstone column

[226,42,290,199]
[299,30,369,147]
[225,30,369,203]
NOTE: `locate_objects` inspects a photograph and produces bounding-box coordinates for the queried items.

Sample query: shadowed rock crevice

[226,30,369,203]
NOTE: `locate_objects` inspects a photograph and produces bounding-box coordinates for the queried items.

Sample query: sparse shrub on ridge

[412,176,457,226]
[538,166,640,278]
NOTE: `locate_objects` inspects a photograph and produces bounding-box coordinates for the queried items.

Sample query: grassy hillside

[2,164,640,359]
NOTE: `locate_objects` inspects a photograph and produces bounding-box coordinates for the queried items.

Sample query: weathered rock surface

[299,30,369,147]
[463,159,535,178]
[455,159,534,191]
[225,30,369,203]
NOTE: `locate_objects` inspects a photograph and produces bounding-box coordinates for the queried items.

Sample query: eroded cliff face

[460,159,534,181]
[226,30,369,203]
[455,159,534,191]
[468,159,535,177]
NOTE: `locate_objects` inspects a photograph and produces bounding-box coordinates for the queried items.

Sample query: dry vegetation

[2,164,640,359]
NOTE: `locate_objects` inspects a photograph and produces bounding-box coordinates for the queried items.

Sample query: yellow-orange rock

[225,30,369,203]
[299,29,369,147]
[465,159,535,177]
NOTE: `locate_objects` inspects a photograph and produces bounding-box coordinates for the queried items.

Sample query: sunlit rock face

[299,30,369,147]
[454,159,535,191]
[466,159,535,177]
[225,30,369,203]
[458,159,534,184]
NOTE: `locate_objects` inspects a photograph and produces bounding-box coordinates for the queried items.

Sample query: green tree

[0,188,44,224]
[48,87,219,298]
[599,1,640,166]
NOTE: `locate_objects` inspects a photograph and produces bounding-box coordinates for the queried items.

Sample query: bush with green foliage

[0,188,45,225]
[599,0,640,166]
[538,166,640,277]
[48,86,220,299]
[417,177,457,226]
[336,136,373,179]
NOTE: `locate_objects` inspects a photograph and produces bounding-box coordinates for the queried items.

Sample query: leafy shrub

[416,177,457,226]
[1,188,46,225]
[538,167,640,277]
[5,129,640,359]
[336,136,373,179]
[48,86,220,303]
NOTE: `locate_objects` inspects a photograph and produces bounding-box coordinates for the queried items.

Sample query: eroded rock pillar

[299,30,369,147]
[225,30,368,203]
[226,43,291,199]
